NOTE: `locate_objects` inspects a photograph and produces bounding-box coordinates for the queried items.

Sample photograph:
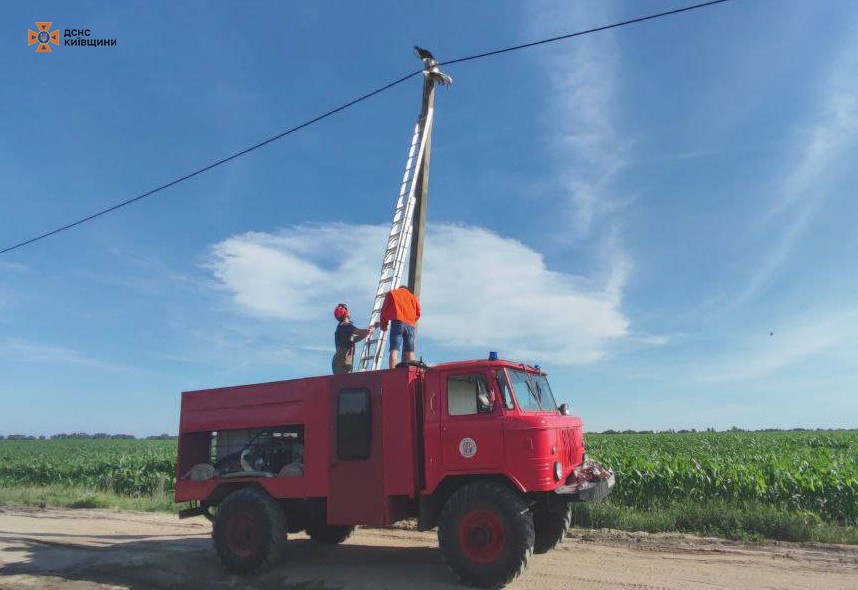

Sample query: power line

[1,0,737,256]
[0,70,422,255]
[440,0,735,66]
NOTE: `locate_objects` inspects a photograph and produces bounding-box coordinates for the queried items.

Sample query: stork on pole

[357,48,452,371]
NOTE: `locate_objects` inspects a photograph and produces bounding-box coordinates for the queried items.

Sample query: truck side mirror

[559,403,570,416]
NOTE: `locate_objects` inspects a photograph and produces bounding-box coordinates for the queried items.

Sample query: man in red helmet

[332,303,374,374]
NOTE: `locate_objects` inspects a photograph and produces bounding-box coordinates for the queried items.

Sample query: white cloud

[207,223,628,365]
[207,225,381,320]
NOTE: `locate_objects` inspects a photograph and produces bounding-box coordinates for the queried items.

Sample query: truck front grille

[558,428,577,466]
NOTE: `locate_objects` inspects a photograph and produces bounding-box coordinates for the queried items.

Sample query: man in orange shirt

[379,285,421,369]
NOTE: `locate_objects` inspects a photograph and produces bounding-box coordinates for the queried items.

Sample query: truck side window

[447,374,492,416]
[337,388,372,460]
[496,370,515,410]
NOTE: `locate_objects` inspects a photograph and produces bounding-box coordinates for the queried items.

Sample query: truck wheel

[306,524,355,544]
[532,504,572,554]
[438,482,534,588]
[213,487,287,574]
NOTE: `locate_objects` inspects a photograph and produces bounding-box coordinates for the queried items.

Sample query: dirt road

[1,507,856,589]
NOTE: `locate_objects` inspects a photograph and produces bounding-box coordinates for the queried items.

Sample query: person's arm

[414,296,421,323]
[379,292,392,331]
[353,326,374,342]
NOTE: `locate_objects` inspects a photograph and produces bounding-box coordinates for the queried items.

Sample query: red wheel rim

[226,510,261,557]
[458,509,505,563]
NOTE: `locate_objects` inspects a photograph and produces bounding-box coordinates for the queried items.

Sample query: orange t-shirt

[380,287,421,329]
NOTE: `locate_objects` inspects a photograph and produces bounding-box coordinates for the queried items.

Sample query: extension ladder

[357,108,435,371]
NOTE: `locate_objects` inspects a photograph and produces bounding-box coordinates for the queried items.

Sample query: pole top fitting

[413,46,453,86]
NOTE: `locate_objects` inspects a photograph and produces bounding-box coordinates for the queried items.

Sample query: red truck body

[175,359,613,587]
[177,360,586,523]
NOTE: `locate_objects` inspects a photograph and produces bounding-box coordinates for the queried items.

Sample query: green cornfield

[586,431,858,525]
[0,439,175,497]
[0,431,856,526]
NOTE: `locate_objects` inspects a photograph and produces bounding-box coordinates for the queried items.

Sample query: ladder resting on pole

[358,49,452,371]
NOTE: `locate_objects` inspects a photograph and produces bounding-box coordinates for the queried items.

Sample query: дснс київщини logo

[28,22,59,53]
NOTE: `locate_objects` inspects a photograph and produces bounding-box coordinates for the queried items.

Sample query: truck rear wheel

[213,487,287,574]
[438,482,534,588]
[306,524,355,544]
[533,504,572,554]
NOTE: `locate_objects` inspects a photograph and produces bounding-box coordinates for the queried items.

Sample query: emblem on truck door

[458,437,477,458]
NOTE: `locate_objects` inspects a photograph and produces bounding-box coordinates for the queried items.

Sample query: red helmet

[334,303,349,321]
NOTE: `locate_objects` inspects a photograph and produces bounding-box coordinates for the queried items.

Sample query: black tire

[306,523,355,544]
[213,487,287,574]
[438,482,534,588]
[532,504,572,554]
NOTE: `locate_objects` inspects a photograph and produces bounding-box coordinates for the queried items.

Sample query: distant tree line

[595,427,854,434]
[0,433,176,440]
[0,428,852,440]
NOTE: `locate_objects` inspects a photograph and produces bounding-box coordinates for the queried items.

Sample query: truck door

[440,369,505,471]
[329,374,385,526]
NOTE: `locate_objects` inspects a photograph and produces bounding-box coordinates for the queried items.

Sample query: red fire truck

[175,358,614,588]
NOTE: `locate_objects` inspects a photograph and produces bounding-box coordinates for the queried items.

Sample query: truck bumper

[554,460,615,503]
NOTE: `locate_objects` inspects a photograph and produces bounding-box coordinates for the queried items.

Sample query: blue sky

[2,0,857,435]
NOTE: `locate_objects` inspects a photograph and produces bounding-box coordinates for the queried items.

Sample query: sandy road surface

[1,507,856,589]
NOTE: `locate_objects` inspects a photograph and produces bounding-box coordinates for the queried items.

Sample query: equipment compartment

[182,425,305,480]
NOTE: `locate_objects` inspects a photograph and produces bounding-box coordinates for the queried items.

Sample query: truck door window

[447,374,492,416]
[337,388,372,460]
[496,370,515,410]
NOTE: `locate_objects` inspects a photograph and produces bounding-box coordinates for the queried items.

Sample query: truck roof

[428,358,541,373]
[181,359,541,396]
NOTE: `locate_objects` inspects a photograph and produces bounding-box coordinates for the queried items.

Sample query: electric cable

[0,70,422,255]
[440,0,734,66]
[0,0,737,256]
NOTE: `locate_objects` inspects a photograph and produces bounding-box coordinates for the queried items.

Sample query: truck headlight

[553,461,563,482]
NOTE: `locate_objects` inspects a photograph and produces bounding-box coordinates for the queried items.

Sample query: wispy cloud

[739,32,858,302]
[207,223,629,365]
[0,261,29,273]
[0,337,127,371]
[534,2,628,240]
[694,309,858,383]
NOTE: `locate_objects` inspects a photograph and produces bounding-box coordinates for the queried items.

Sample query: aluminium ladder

[358,51,451,371]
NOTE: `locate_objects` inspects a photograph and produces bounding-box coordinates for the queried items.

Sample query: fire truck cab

[176,359,614,588]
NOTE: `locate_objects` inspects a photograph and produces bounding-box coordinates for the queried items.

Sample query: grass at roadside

[0,485,175,513]
[3,485,855,545]
[571,499,858,545]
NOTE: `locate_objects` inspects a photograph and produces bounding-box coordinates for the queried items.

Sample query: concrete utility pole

[407,48,452,297]
[357,48,451,371]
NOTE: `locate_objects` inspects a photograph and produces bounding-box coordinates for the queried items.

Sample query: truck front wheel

[532,504,572,554]
[438,482,534,588]
[306,524,355,544]
[213,487,287,574]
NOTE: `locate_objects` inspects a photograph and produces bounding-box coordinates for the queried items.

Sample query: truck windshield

[531,374,557,409]
[507,369,557,411]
